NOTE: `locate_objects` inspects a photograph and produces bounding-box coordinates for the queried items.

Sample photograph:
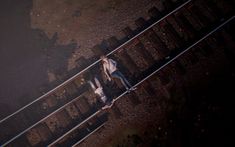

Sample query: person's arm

[103,63,111,81]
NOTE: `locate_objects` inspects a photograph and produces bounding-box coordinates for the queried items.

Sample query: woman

[100,55,136,92]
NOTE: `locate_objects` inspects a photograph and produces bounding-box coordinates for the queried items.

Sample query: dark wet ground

[0,0,76,118]
[166,70,234,147]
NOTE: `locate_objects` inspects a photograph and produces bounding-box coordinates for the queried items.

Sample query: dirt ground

[0,0,161,118]
[30,0,163,69]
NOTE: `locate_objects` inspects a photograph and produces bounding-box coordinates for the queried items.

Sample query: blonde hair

[100,55,107,59]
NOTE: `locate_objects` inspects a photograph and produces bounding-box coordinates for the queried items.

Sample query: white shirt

[95,87,107,103]
[103,59,117,75]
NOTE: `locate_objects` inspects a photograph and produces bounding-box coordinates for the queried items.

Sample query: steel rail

[0,0,192,124]
[0,94,85,146]
[47,110,102,147]
[71,123,106,147]
[45,15,234,147]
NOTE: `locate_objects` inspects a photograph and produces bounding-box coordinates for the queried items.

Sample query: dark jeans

[111,70,132,89]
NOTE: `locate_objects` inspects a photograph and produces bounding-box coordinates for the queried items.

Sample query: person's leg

[94,77,102,88]
[115,71,137,91]
[116,71,132,88]
[100,95,107,103]
[88,80,96,91]
[111,70,131,89]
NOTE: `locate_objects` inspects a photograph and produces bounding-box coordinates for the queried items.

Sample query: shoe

[106,101,112,107]
[111,99,115,104]
[102,105,109,110]
[109,101,114,108]
[126,88,131,93]
[130,87,137,91]
[102,100,113,110]
[165,56,170,60]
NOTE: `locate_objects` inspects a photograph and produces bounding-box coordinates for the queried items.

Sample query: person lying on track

[100,55,136,92]
[88,77,113,109]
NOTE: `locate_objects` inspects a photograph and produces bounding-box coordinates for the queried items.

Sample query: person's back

[102,58,117,75]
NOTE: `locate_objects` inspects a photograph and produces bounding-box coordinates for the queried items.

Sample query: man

[100,55,136,92]
[88,77,113,109]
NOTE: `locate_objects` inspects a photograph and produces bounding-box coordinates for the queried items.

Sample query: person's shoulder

[109,58,116,62]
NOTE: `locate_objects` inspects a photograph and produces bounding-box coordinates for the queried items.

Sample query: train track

[48,17,235,147]
[1,0,234,146]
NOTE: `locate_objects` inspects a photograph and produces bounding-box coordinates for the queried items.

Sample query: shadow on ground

[0,0,77,118]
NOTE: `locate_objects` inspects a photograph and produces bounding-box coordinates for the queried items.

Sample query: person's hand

[108,77,112,81]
